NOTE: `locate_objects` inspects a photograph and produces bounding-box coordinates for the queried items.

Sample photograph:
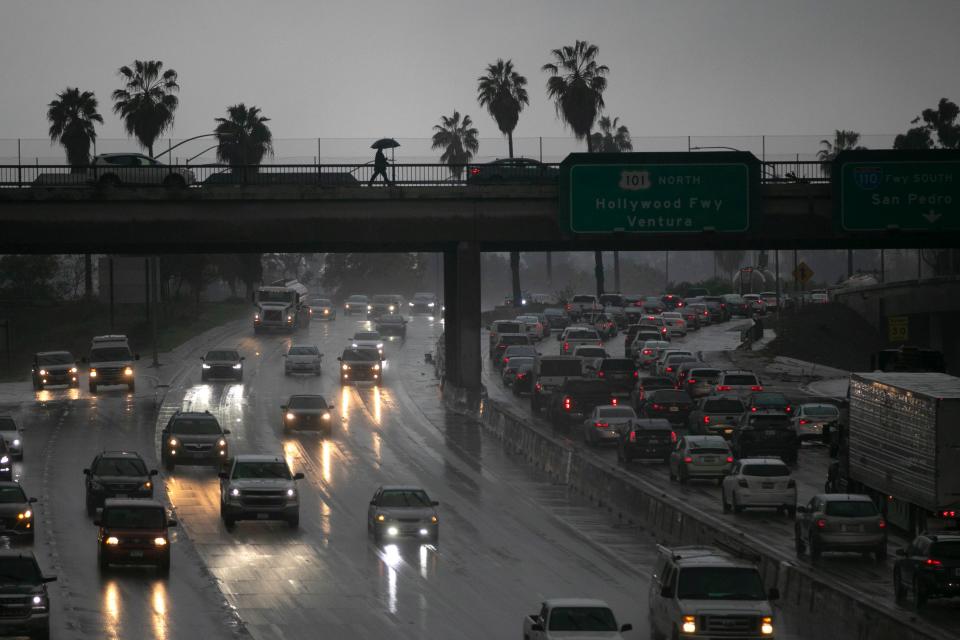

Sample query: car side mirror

[337,357,342,361]
[81,357,88,363]
[167,519,178,527]
[768,587,780,601]
[293,472,304,480]
[149,469,158,476]
[280,405,287,411]
[218,472,228,479]
[660,586,672,598]
[282,354,287,357]
[328,404,335,410]
[28,497,37,504]
[223,429,231,435]
[530,623,544,632]
[796,505,807,514]
[370,500,377,506]
[82,468,90,475]
[895,548,907,557]
[240,356,246,361]
[42,576,57,584]
[200,357,205,361]
[93,520,101,527]
[620,624,633,632]
[431,500,440,506]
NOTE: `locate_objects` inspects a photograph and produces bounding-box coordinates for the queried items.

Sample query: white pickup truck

[523,598,632,639]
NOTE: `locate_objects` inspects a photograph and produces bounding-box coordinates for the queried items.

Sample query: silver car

[0,417,23,461]
[715,370,763,398]
[90,153,195,188]
[669,435,733,484]
[721,457,797,515]
[795,494,887,561]
[661,312,687,337]
[634,339,670,369]
[283,345,323,375]
[583,405,637,446]
[367,485,439,545]
[793,403,839,442]
[219,455,304,529]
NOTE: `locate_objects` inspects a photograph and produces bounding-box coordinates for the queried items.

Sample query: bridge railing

[0,160,828,189]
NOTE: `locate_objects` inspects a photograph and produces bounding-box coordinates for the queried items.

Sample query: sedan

[793,403,840,442]
[310,298,336,320]
[641,389,694,425]
[661,312,687,337]
[582,405,637,446]
[721,458,797,516]
[282,394,335,433]
[466,157,558,185]
[501,356,535,387]
[669,435,733,484]
[634,340,670,370]
[90,152,195,188]
[367,486,440,545]
[283,345,323,375]
[201,349,244,381]
[795,494,887,562]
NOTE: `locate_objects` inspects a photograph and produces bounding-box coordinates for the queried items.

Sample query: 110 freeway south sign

[560,152,758,234]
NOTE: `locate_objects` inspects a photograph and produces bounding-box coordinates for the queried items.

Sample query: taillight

[925,558,943,567]
[517,373,527,379]
[652,403,662,410]
[565,304,571,311]
[683,456,693,463]
[629,431,636,442]
[879,520,887,529]
[816,519,827,529]
[671,431,677,443]
[941,510,958,518]
[665,367,673,373]
[799,419,809,425]
[611,397,618,406]
[598,371,605,377]
[503,357,510,364]
[563,396,572,411]
[751,406,757,412]
[563,342,569,352]
[751,385,763,391]
[717,385,731,391]
[594,422,609,428]
[633,370,639,378]
[687,379,696,385]
[642,349,652,355]
[726,456,734,463]
[703,416,711,424]
[470,167,481,176]
[785,405,792,414]
[535,382,542,392]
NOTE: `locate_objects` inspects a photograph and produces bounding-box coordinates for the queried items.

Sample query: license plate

[701,457,716,463]
[841,524,861,533]
[257,513,270,520]
[669,406,679,412]
[762,482,774,489]
[129,550,143,558]
[764,430,776,436]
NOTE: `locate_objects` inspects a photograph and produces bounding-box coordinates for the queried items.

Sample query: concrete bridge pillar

[443,241,481,396]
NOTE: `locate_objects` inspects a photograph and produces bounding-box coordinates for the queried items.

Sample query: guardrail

[0,161,828,189]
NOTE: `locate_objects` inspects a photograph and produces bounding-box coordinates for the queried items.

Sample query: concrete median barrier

[473,395,944,640]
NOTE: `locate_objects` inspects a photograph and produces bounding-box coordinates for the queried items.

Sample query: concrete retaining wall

[476,396,944,640]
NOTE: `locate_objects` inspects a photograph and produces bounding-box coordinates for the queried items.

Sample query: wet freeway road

[2,312,732,639]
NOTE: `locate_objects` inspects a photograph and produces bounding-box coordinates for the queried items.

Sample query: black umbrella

[371,138,400,150]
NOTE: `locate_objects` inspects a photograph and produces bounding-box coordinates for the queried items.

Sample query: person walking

[368,148,393,186]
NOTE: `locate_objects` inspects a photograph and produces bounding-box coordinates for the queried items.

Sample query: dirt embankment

[764,303,884,372]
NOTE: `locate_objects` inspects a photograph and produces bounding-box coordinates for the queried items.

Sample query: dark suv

[31,350,79,390]
[161,411,230,471]
[895,533,960,608]
[0,552,55,639]
[732,413,798,464]
[96,499,176,574]
[338,347,382,385]
[0,482,37,543]
[83,451,158,516]
[746,391,793,415]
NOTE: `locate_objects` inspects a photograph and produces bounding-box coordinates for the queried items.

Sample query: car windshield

[494,323,522,333]
[677,567,767,600]
[504,346,536,356]
[930,542,960,559]
[689,369,722,379]
[89,347,132,362]
[564,380,610,394]
[544,309,563,316]
[0,558,42,585]
[314,299,332,306]
[379,315,403,323]
[651,390,689,402]
[539,360,585,377]
[205,350,238,361]
[288,396,327,409]
[507,357,534,368]
[572,296,595,303]
[704,398,745,412]
[577,348,606,357]
[101,507,165,529]
[500,335,529,345]
[690,446,730,454]
[37,352,74,365]
[378,490,432,507]
[0,418,15,432]
[753,393,787,405]
[548,607,617,632]
[641,378,675,389]
[288,347,318,355]
[803,405,839,417]
[232,461,291,480]
[342,349,379,362]
[747,415,791,428]
[568,330,599,340]
[354,332,380,340]
[599,408,636,418]
[347,296,367,302]
[170,418,221,435]
[0,486,26,503]
[824,501,877,517]
[93,458,147,476]
[724,374,758,385]
[372,295,394,303]
[743,464,790,477]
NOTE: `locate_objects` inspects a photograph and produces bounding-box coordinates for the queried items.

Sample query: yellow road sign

[888,316,909,342]
[793,261,814,284]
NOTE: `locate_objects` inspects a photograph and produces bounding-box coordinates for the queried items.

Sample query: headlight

[232,363,242,369]
[89,369,98,377]
[287,315,293,322]
[286,488,295,497]
[168,438,178,446]
[377,514,385,522]
[428,302,435,308]
[321,413,330,420]
[31,594,47,611]
[218,439,227,447]
[17,510,31,519]
[409,302,414,306]
[431,515,438,523]
[367,305,372,310]
[387,526,399,536]
[682,616,696,634]
[12,439,19,446]
[761,617,774,635]
[105,536,120,545]
[230,487,240,497]
[154,537,167,546]
[342,364,350,371]
[373,364,381,371]
[254,313,260,320]
[323,309,329,314]
[0,456,8,464]
[39,369,48,376]
[388,305,395,312]
[376,343,383,349]
[202,363,211,369]
[124,367,133,376]
[70,366,78,374]
[89,480,103,490]
[345,304,350,308]
[143,481,152,490]
[286,412,296,420]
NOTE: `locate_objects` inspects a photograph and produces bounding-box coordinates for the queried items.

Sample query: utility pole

[151,256,160,367]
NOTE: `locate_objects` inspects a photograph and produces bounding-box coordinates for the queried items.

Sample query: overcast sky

[2,0,958,146]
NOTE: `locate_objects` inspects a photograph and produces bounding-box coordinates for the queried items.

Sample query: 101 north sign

[835,149,960,232]
[561,152,758,234]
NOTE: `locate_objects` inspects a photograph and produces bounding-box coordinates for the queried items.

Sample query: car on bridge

[343,294,369,316]
[687,394,746,438]
[732,413,798,465]
[367,485,440,545]
[160,410,230,471]
[0,551,55,639]
[282,394,334,433]
[542,307,570,331]
[352,330,384,358]
[83,451,157,516]
[96,499,176,574]
[30,350,79,390]
[746,391,792,415]
[200,348,244,381]
[0,482,37,543]
[84,334,139,393]
[493,333,532,367]
[219,455,304,529]
[88,153,196,189]
[502,356,535,392]
[466,157,558,185]
[792,403,839,442]
[368,294,405,319]
[640,389,694,425]
[629,375,675,412]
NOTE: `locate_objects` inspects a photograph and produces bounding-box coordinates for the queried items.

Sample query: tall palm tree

[111,60,179,157]
[47,87,103,172]
[476,59,529,159]
[590,116,632,153]
[477,59,530,307]
[543,41,609,296]
[542,40,609,152]
[431,111,479,180]
[214,103,274,169]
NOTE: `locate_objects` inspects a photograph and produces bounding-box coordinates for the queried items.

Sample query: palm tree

[431,111,479,180]
[542,40,609,152]
[47,87,103,172]
[590,116,632,153]
[111,60,179,157]
[477,59,530,307]
[214,103,274,169]
[476,59,529,159]
[817,129,865,278]
[543,41,609,296]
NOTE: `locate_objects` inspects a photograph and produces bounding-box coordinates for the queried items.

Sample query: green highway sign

[560,152,758,234]
[836,150,960,231]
